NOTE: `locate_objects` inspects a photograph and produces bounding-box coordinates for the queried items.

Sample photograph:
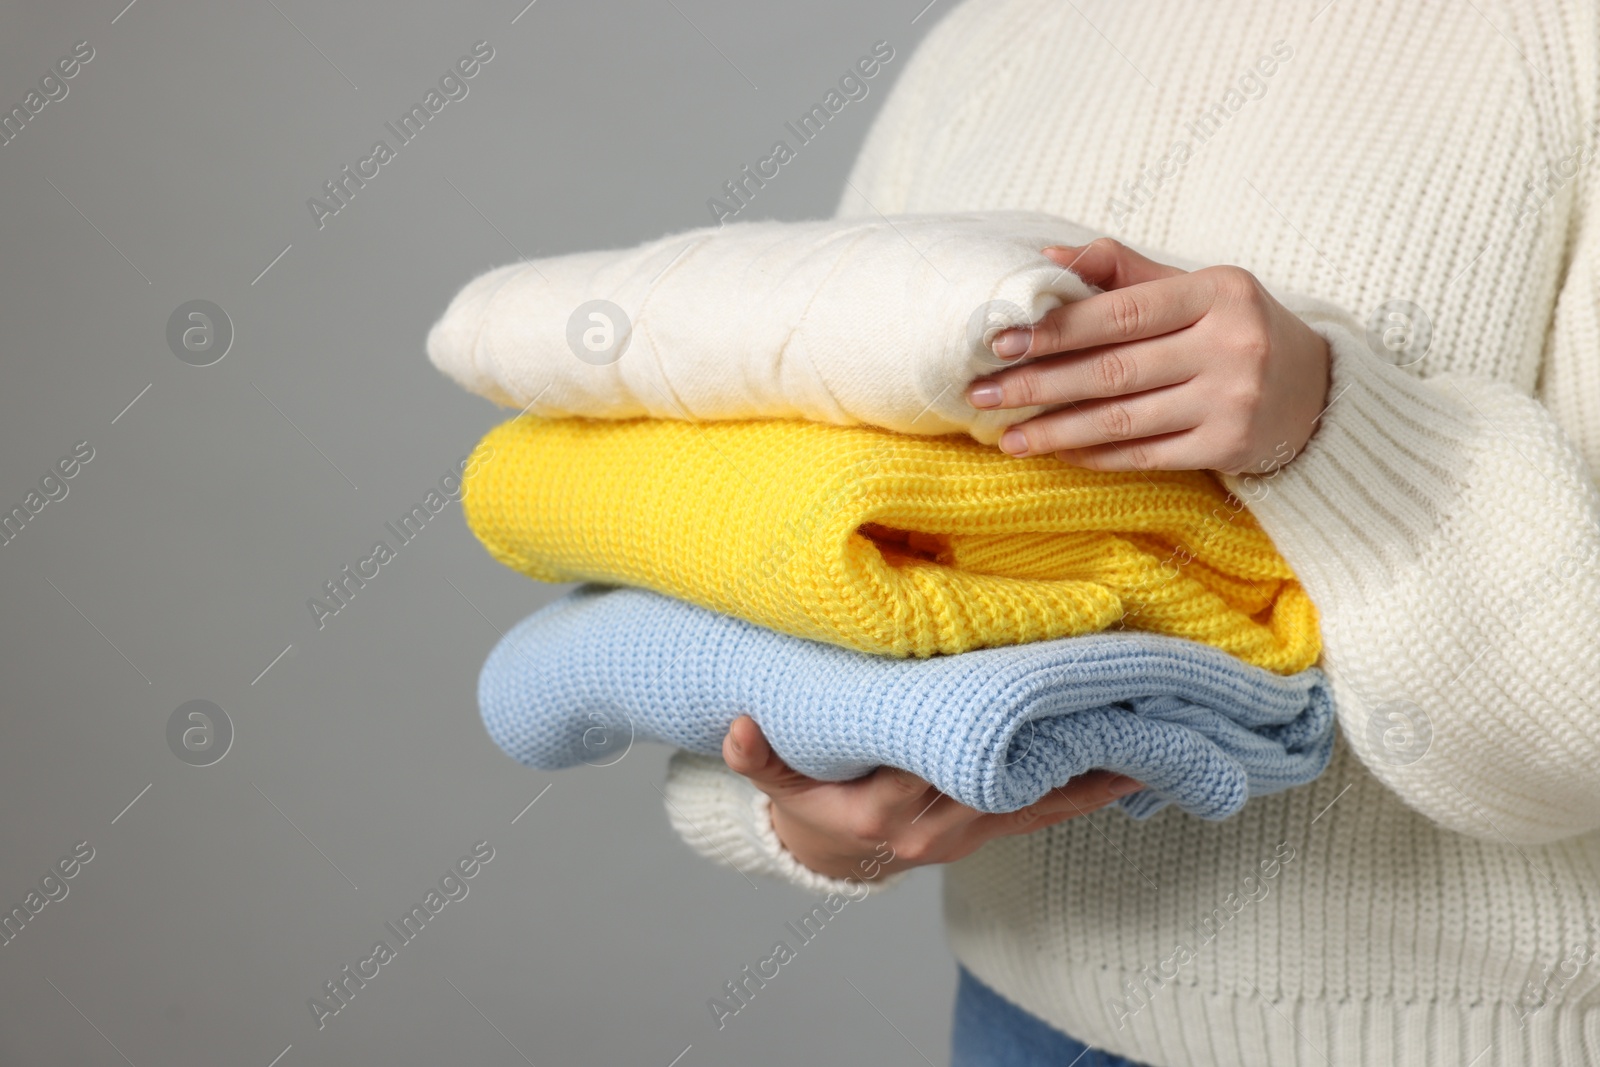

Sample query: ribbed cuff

[1218,301,1600,842]
[661,752,907,897]
[1220,299,1479,597]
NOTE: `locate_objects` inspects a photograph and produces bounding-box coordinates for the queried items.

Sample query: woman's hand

[966,238,1332,475]
[721,715,1143,881]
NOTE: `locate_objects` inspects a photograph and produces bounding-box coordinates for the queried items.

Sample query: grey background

[0,2,954,1064]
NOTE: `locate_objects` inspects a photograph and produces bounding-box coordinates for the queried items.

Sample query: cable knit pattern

[426,212,1112,444]
[462,414,1320,668]
[478,584,1334,816]
[659,2,1600,1064]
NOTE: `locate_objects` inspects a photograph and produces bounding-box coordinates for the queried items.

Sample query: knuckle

[892,833,937,866]
[1104,291,1147,339]
[1210,264,1263,304]
[1087,236,1124,259]
[1094,401,1135,440]
[1092,349,1135,394]
[1010,372,1045,408]
[1118,440,1153,469]
[847,807,891,841]
[1230,376,1266,416]
[1231,327,1273,368]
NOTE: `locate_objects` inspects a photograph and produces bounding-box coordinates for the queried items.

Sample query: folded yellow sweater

[463,416,1321,673]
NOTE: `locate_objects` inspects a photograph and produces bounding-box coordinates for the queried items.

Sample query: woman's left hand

[966,238,1332,475]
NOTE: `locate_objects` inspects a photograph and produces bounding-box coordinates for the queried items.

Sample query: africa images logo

[307,41,495,230]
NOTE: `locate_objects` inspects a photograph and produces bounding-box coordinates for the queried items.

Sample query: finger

[887,787,979,837]
[964,772,1143,843]
[1052,430,1208,472]
[883,770,1144,861]
[967,329,1203,411]
[996,383,1205,457]
[722,715,813,798]
[863,763,943,818]
[992,273,1213,362]
[864,788,1000,865]
[1043,238,1188,291]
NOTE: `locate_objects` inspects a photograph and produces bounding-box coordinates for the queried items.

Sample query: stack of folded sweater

[429,210,1333,820]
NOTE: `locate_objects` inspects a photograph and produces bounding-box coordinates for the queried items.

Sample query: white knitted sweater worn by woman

[662,2,1600,1064]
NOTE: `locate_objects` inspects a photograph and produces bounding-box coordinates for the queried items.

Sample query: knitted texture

[462,415,1321,671]
[656,2,1600,1064]
[425,212,1115,445]
[479,585,1334,817]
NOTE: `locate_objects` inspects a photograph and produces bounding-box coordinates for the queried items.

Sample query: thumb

[722,715,807,797]
[1044,237,1186,291]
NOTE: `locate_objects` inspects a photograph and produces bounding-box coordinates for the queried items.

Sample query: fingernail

[728,734,744,758]
[1044,244,1078,256]
[992,329,1030,359]
[999,428,1028,455]
[1109,777,1144,797]
[967,381,1003,408]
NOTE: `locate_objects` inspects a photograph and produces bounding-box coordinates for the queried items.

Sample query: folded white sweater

[427,211,1131,443]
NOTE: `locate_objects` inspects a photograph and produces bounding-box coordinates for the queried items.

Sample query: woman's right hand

[721,715,1144,881]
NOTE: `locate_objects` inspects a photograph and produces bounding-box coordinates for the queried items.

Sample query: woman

[664,2,1600,1063]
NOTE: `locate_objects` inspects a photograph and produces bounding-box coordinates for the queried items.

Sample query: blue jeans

[951,967,1150,1067]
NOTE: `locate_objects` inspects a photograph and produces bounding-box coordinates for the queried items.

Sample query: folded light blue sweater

[479,585,1335,819]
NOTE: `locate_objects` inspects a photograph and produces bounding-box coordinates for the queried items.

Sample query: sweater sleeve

[1221,270,1600,844]
[661,751,908,895]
